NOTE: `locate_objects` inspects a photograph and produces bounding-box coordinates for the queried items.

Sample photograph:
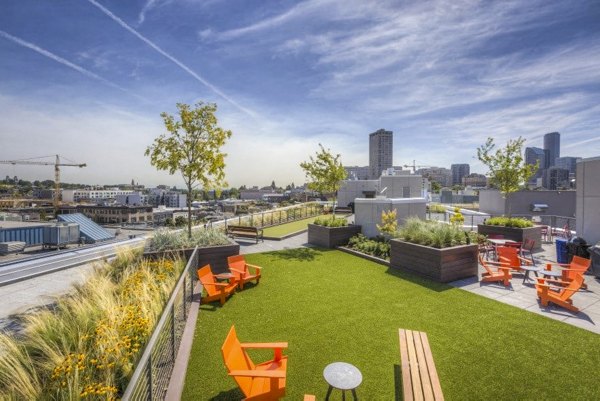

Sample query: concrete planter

[390,239,478,283]
[144,241,240,274]
[307,224,362,249]
[477,224,542,250]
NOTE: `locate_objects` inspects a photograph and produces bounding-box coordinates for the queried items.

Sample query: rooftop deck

[183,244,600,399]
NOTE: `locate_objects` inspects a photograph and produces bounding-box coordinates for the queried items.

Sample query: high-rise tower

[543,132,560,168]
[369,129,393,179]
[525,147,546,183]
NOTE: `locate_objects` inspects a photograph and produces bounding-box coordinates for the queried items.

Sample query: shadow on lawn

[393,364,402,401]
[209,387,244,400]
[385,267,452,293]
[267,247,325,261]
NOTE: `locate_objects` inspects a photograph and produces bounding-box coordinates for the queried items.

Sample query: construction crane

[0,155,86,215]
[403,160,431,173]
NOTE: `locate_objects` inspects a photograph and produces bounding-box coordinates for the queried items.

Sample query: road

[0,236,146,287]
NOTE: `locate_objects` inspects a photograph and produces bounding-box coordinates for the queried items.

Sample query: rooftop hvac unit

[43,223,80,248]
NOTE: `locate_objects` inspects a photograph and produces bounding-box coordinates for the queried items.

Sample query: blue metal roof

[57,213,113,243]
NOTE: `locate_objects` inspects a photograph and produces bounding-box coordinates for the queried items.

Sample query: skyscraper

[450,164,470,185]
[369,129,393,179]
[543,132,560,168]
[525,147,546,183]
[555,156,581,176]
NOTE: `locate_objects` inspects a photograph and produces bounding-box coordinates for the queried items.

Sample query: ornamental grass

[0,247,184,400]
[148,227,230,252]
[397,217,478,248]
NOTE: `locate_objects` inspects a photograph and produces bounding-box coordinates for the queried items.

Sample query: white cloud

[87,0,257,118]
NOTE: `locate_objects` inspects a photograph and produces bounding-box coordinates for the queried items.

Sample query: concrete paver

[450,240,600,334]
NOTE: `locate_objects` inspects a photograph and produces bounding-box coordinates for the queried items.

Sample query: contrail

[87,0,257,118]
[0,30,146,102]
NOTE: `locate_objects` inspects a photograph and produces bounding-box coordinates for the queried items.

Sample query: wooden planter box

[390,239,478,283]
[477,224,542,251]
[144,241,240,274]
[307,224,362,249]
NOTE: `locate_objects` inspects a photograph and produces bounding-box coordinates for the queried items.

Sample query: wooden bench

[399,329,444,401]
[226,225,264,243]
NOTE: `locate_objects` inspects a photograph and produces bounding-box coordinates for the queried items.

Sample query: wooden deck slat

[419,332,444,401]
[399,329,414,401]
[406,330,424,401]
[414,331,435,401]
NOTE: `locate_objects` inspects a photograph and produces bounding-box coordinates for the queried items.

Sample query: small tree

[146,102,232,238]
[376,209,398,238]
[477,137,537,216]
[300,144,347,219]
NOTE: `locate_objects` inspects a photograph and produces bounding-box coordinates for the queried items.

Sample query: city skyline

[1,1,600,187]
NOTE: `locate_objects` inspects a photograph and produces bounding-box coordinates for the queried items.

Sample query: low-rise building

[59,205,153,224]
[416,167,452,187]
[62,189,135,203]
[462,173,487,188]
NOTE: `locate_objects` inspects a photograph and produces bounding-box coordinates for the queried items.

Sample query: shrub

[148,227,230,252]
[485,216,533,228]
[376,209,398,237]
[347,234,391,260]
[396,217,478,248]
[449,207,464,225]
[0,249,185,399]
[427,203,446,213]
[313,217,348,227]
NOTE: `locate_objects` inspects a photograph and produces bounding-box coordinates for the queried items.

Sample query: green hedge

[485,216,533,228]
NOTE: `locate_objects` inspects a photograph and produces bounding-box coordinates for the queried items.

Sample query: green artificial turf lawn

[261,214,342,238]
[182,249,600,400]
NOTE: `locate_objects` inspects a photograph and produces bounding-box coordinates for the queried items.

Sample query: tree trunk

[331,195,336,220]
[187,183,193,239]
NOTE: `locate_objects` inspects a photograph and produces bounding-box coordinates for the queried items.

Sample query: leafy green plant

[427,203,446,213]
[313,217,348,227]
[397,217,478,248]
[477,137,537,216]
[485,216,533,228]
[146,102,232,238]
[376,209,398,237]
[449,207,464,225]
[347,234,391,260]
[148,228,230,252]
[300,144,347,220]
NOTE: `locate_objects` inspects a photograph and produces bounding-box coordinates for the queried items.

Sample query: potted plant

[477,216,542,250]
[145,227,239,273]
[307,217,361,248]
[390,218,479,282]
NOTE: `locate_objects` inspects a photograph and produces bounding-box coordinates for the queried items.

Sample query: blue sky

[1,0,599,188]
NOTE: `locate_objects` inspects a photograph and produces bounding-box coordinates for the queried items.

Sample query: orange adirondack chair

[228,255,262,290]
[497,246,531,273]
[552,256,591,289]
[221,325,288,401]
[536,274,584,312]
[197,265,237,305]
[479,254,512,287]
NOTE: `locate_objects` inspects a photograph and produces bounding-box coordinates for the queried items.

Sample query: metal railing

[427,208,577,234]
[121,247,199,401]
[206,202,324,230]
